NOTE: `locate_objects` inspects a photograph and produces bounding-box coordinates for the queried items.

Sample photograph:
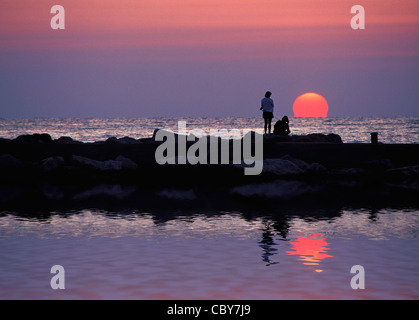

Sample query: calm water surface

[1,208,418,299]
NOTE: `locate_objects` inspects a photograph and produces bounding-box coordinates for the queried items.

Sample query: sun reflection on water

[286,232,333,272]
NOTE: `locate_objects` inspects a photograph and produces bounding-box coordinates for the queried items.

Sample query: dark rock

[240,155,326,176]
[42,184,64,200]
[0,138,11,144]
[156,189,197,200]
[13,133,53,144]
[105,137,119,144]
[266,133,343,143]
[72,184,137,200]
[385,165,419,190]
[71,155,138,171]
[115,155,138,169]
[230,180,324,199]
[72,155,123,171]
[152,128,342,144]
[41,156,66,172]
[0,154,22,169]
[55,136,83,144]
[262,158,304,175]
[386,165,419,178]
[106,136,142,144]
[304,133,342,143]
[329,168,366,176]
[364,159,393,170]
[307,162,327,172]
[138,137,154,143]
[280,154,310,170]
[0,185,22,202]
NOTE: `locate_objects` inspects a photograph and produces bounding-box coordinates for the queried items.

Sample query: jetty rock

[2,134,83,145]
[261,158,304,175]
[72,184,137,200]
[151,128,343,144]
[54,136,83,144]
[230,180,324,200]
[71,154,138,171]
[115,155,138,169]
[263,133,343,143]
[13,133,53,144]
[3,132,342,145]
[41,156,66,172]
[386,165,419,178]
[156,188,197,200]
[105,136,143,144]
[236,155,326,176]
[0,154,22,169]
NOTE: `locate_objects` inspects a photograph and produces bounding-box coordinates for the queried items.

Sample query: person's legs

[264,118,268,134]
[265,118,272,134]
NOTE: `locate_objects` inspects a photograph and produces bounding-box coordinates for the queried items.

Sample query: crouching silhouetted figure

[273,116,291,136]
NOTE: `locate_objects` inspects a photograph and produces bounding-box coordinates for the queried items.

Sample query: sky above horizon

[1,0,419,118]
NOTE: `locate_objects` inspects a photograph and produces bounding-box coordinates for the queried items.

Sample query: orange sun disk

[293,92,328,117]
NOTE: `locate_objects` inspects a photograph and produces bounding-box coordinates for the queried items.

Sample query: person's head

[282,116,289,123]
[265,91,272,98]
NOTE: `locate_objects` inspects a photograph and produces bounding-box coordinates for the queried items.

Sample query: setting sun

[293,93,329,117]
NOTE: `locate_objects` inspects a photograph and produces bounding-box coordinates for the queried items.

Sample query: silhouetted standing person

[260,91,274,134]
[273,116,291,136]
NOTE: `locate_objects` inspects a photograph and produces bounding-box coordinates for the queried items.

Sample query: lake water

[1,207,418,299]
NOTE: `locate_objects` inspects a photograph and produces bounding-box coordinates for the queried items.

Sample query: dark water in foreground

[1,207,418,299]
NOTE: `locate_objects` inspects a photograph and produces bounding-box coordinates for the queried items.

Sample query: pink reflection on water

[286,232,333,272]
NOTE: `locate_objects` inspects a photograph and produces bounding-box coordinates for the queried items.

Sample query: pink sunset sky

[1,0,418,117]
